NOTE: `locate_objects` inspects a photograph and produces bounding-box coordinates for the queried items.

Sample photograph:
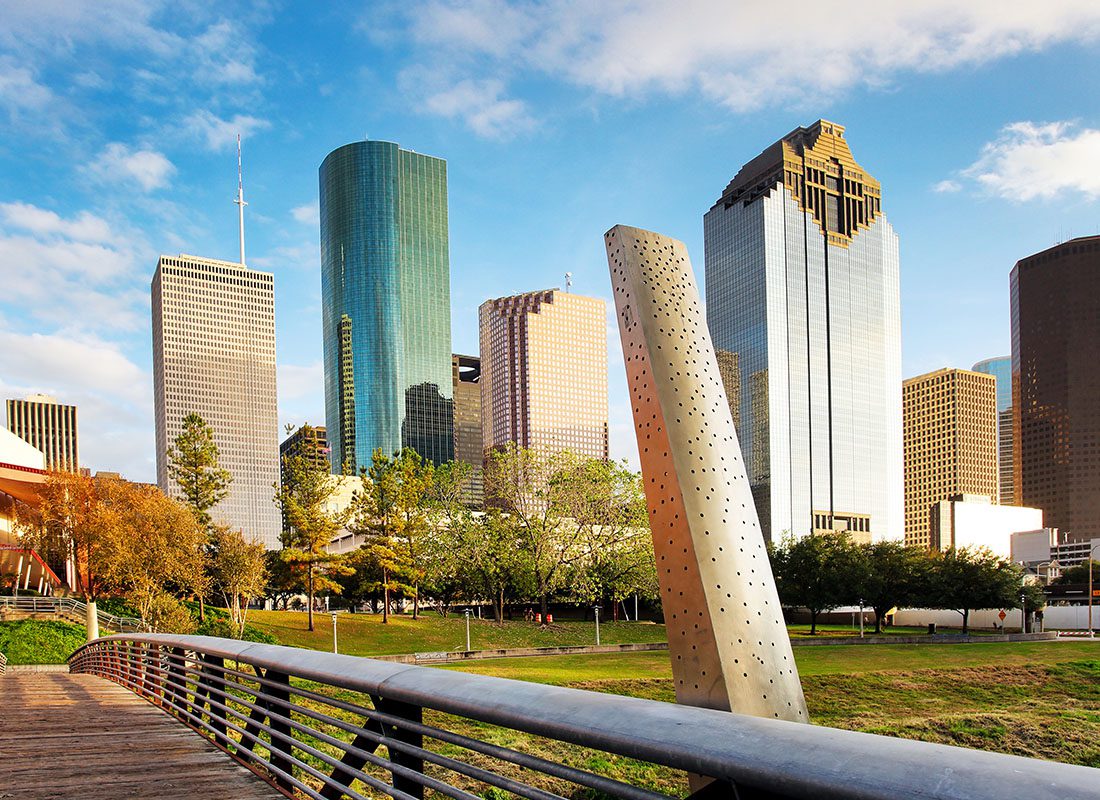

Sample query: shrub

[0,620,86,664]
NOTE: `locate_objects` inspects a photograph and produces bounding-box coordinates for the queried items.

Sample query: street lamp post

[1020,591,1027,635]
[464,609,472,652]
[594,606,601,646]
[1088,544,1100,638]
[858,598,864,638]
[331,611,339,654]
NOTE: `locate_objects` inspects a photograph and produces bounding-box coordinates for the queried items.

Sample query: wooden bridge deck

[0,672,286,799]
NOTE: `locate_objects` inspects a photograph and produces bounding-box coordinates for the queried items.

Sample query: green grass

[246,610,668,656]
[441,641,1100,767]
[0,619,86,664]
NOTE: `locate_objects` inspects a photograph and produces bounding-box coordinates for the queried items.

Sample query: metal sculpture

[604,224,807,722]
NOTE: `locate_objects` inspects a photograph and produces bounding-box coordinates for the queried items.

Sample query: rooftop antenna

[565,272,573,293]
[234,133,248,266]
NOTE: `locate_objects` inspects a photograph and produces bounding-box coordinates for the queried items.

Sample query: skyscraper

[152,254,280,548]
[971,356,1014,504]
[704,119,903,542]
[480,289,608,461]
[1012,236,1100,542]
[902,368,998,548]
[5,394,79,471]
[280,425,330,483]
[452,354,484,506]
[320,140,453,473]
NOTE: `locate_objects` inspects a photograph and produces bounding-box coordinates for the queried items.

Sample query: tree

[17,470,107,640]
[350,449,420,623]
[772,532,861,634]
[389,450,435,619]
[275,424,351,631]
[484,444,590,620]
[931,547,1025,634]
[211,526,268,637]
[168,413,231,531]
[456,509,527,624]
[1054,560,1100,585]
[851,541,928,634]
[97,479,207,633]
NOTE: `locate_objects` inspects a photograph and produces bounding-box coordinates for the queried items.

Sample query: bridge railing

[69,634,1099,800]
[0,595,144,632]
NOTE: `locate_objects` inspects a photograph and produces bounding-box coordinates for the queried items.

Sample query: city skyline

[2,4,1100,481]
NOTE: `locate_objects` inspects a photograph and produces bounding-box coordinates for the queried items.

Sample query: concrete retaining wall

[374,642,669,665]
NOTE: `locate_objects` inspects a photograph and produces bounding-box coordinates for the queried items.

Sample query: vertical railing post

[167,647,186,719]
[267,670,295,790]
[200,655,229,748]
[378,698,424,800]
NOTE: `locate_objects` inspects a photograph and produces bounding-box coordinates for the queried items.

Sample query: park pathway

[0,672,285,799]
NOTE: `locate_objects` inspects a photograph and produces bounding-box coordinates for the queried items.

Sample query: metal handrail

[0,596,145,632]
[0,651,7,675]
[69,634,1100,800]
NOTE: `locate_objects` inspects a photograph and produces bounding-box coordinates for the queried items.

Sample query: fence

[0,596,144,632]
[68,634,1100,800]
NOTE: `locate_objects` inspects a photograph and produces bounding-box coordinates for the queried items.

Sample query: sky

[2,0,1100,483]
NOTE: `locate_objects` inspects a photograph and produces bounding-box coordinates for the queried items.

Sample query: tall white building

[704,120,903,542]
[152,254,281,548]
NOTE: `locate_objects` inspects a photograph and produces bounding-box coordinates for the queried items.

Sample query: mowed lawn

[442,641,1100,767]
[246,609,669,655]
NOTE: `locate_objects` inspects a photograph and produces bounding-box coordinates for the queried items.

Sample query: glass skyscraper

[320,140,453,473]
[971,356,1014,504]
[703,120,903,542]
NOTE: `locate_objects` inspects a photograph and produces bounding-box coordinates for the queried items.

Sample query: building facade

[703,119,903,542]
[280,426,330,479]
[152,254,281,548]
[452,354,484,506]
[1012,236,1100,543]
[972,356,1014,504]
[320,140,453,474]
[6,395,79,471]
[929,493,1043,559]
[480,289,608,461]
[903,368,998,548]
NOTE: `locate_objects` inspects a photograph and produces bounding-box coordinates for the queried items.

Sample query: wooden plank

[0,673,286,799]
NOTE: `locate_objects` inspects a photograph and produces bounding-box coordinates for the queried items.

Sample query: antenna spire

[234,133,248,266]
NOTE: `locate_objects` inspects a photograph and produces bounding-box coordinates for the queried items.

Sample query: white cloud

[960,121,1100,201]
[87,143,176,192]
[0,57,54,116]
[932,179,962,193]
[420,77,535,139]
[184,109,271,151]
[0,202,148,330]
[190,20,262,86]
[0,330,154,480]
[397,0,1100,112]
[291,201,320,226]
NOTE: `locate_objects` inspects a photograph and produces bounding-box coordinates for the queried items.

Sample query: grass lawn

[246,609,668,655]
[0,620,86,664]
[441,641,1100,767]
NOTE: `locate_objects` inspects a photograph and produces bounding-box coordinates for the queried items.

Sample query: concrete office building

[320,140,453,474]
[280,425,330,481]
[929,494,1043,559]
[972,356,1014,504]
[6,395,79,472]
[1012,236,1100,543]
[480,289,608,462]
[704,119,902,542]
[152,254,281,548]
[903,368,998,548]
[452,354,484,506]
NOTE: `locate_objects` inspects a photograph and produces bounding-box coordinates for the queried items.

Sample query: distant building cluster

[4,120,1100,567]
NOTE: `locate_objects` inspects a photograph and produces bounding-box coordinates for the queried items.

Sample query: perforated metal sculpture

[604,224,807,722]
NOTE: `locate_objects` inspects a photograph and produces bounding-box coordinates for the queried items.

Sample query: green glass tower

[320,140,453,473]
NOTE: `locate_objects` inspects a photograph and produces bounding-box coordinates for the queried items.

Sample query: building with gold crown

[703,120,903,542]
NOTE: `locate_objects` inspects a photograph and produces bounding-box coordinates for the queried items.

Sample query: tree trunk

[382,568,390,624]
[307,564,315,632]
[199,594,206,623]
[962,608,970,634]
[496,589,505,624]
[413,583,419,620]
[810,609,818,635]
[231,593,242,638]
[85,598,100,642]
[540,594,549,623]
[874,608,883,634]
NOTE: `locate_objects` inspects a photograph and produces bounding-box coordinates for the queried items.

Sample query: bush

[97,597,141,618]
[0,620,86,664]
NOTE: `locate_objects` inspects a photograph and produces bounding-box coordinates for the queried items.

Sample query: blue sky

[2,1,1100,482]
